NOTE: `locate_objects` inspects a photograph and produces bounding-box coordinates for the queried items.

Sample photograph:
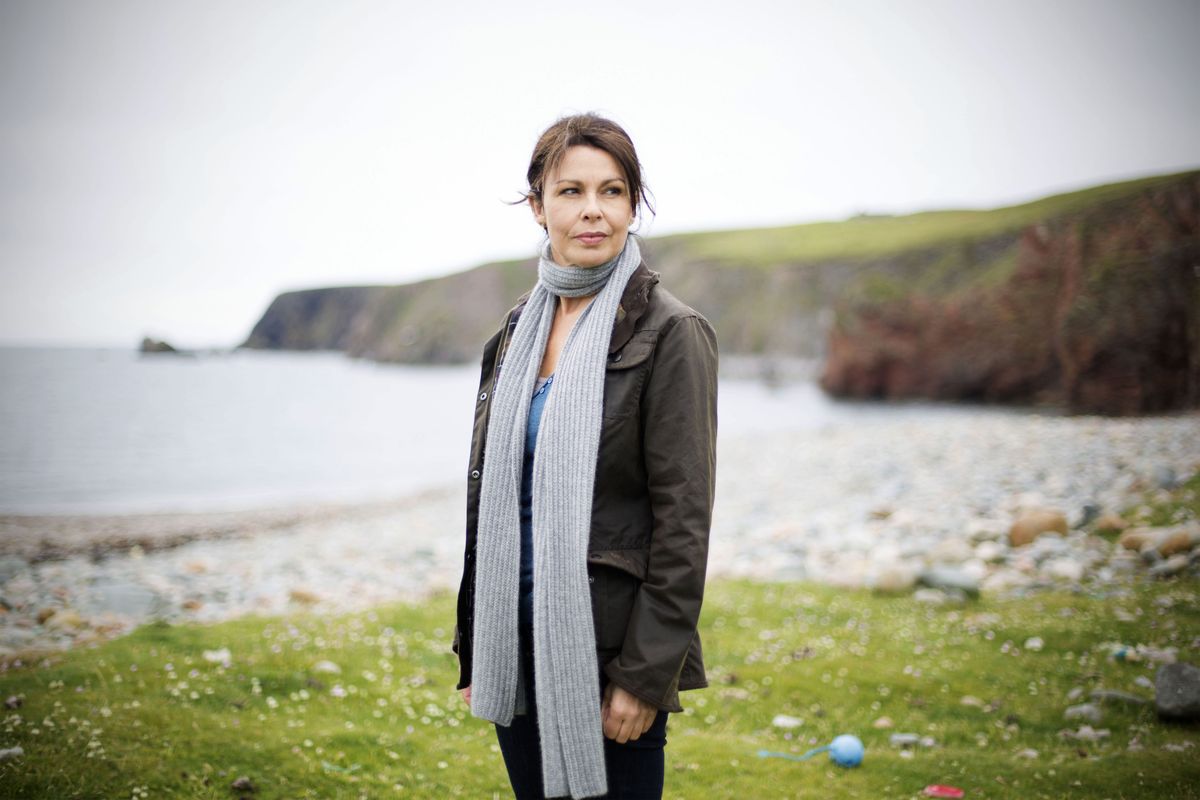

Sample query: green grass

[2,576,1198,799]
[652,170,1197,267]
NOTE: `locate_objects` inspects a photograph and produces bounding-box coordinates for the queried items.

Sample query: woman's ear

[530,197,546,229]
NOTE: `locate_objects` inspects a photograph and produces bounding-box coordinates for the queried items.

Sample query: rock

[1076,503,1101,528]
[1149,554,1189,579]
[973,541,1006,563]
[1042,557,1085,582]
[1155,662,1200,721]
[1010,510,1068,547]
[0,746,23,762]
[928,538,973,564]
[1064,703,1102,723]
[288,588,321,605]
[771,714,803,728]
[1024,637,1044,652]
[1134,676,1155,691]
[1093,513,1128,533]
[1067,686,1085,702]
[35,607,57,624]
[1159,524,1200,558]
[1153,465,1178,490]
[917,567,980,598]
[1015,748,1039,759]
[871,564,918,593]
[4,695,22,709]
[1118,527,1155,550]
[230,775,255,792]
[890,733,920,748]
[913,588,947,605]
[312,660,341,674]
[1090,689,1150,706]
[1060,725,1110,741]
[45,609,85,630]
[872,716,894,729]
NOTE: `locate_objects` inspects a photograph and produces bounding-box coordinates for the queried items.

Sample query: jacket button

[479,391,488,401]
[613,353,623,362]
[588,575,595,583]
[471,469,480,479]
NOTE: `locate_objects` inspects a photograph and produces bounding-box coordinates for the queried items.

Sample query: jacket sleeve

[603,314,718,709]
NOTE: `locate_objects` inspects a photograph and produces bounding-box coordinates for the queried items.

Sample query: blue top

[518,373,553,633]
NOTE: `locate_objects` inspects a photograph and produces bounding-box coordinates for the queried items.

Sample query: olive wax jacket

[451,261,718,713]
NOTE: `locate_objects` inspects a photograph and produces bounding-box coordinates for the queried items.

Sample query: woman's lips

[575,233,607,245]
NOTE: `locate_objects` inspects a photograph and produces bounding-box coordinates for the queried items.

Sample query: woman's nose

[582,192,602,219]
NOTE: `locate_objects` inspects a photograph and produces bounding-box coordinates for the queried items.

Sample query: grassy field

[652,170,1197,267]
[1,573,1197,799]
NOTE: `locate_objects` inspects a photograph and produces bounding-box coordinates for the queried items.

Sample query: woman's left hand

[601,682,658,743]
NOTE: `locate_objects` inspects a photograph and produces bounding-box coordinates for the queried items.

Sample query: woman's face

[532,145,635,268]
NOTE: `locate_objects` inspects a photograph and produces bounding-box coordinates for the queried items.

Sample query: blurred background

[0,0,1197,648]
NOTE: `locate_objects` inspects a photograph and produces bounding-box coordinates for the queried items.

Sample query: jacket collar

[507,261,660,355]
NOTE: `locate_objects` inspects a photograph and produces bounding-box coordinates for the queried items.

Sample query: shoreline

[0,487,459,564]
[1,410,1197,666]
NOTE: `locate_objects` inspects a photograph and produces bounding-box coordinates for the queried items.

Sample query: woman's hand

[460,685,471,707]
[601,683,657,743]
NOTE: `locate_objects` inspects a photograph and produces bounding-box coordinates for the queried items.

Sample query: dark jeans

[494,624,669,800]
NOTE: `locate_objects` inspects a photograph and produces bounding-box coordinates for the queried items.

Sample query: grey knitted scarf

[471,235,642,799]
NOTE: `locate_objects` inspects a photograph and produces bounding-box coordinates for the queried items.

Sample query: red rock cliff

[820,174,1200,414]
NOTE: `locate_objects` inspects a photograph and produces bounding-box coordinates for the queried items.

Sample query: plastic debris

[923,786,964,798]
[756,733,865,768]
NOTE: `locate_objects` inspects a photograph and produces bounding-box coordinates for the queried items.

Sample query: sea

[0,346,982,515]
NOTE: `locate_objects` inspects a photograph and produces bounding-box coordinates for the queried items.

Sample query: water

[0,346,982,515]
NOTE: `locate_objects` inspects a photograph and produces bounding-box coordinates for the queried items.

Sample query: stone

[4,695,21,709]
[1149,554,1189,579]
[1042,557,1085,583]
[973,541,1006,563]
[1060,725,1110,741]
[1024,637,1044,652]
[1067,686,1085,702]
[288,588,320,605]
[1009,510,1068,547]
[871,564,918,593]
[771,714,803,728]
[1064,703,1102,723]
[1015,748,1039,759]
[35,607,57,624]
[890,733,920,747]
[0,746,23,762]
[1155,662,1200,721]
[230,776,255,792]
[1076,503,1101,529]
[1153,465,1178,490]
[1093,513,1128,533]
[872,716,894,729]
[45,609,85,630]
[1159,525,1200,558]
[913,588,947,605]
[312,660,341,674]
[917,567,980,598]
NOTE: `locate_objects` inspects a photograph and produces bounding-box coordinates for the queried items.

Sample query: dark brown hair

[519,113,655,223]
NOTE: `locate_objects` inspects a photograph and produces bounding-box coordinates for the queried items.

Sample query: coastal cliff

[240,170,1200,414]
[819,172,1200,414]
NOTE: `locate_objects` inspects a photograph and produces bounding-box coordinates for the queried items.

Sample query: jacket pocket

[588,549,649,651]
[602,331,657,423]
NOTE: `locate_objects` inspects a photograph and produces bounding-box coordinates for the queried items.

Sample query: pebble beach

[1,408,1197,663]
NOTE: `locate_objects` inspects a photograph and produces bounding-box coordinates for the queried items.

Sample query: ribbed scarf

[471,235,642,799]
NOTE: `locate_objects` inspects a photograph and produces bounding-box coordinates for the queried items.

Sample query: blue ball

[828,734,865,767]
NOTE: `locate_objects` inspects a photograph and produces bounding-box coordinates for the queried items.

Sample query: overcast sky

[1,0,1197,348]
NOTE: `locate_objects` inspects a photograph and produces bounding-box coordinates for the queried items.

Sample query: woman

[452,113,718,800]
